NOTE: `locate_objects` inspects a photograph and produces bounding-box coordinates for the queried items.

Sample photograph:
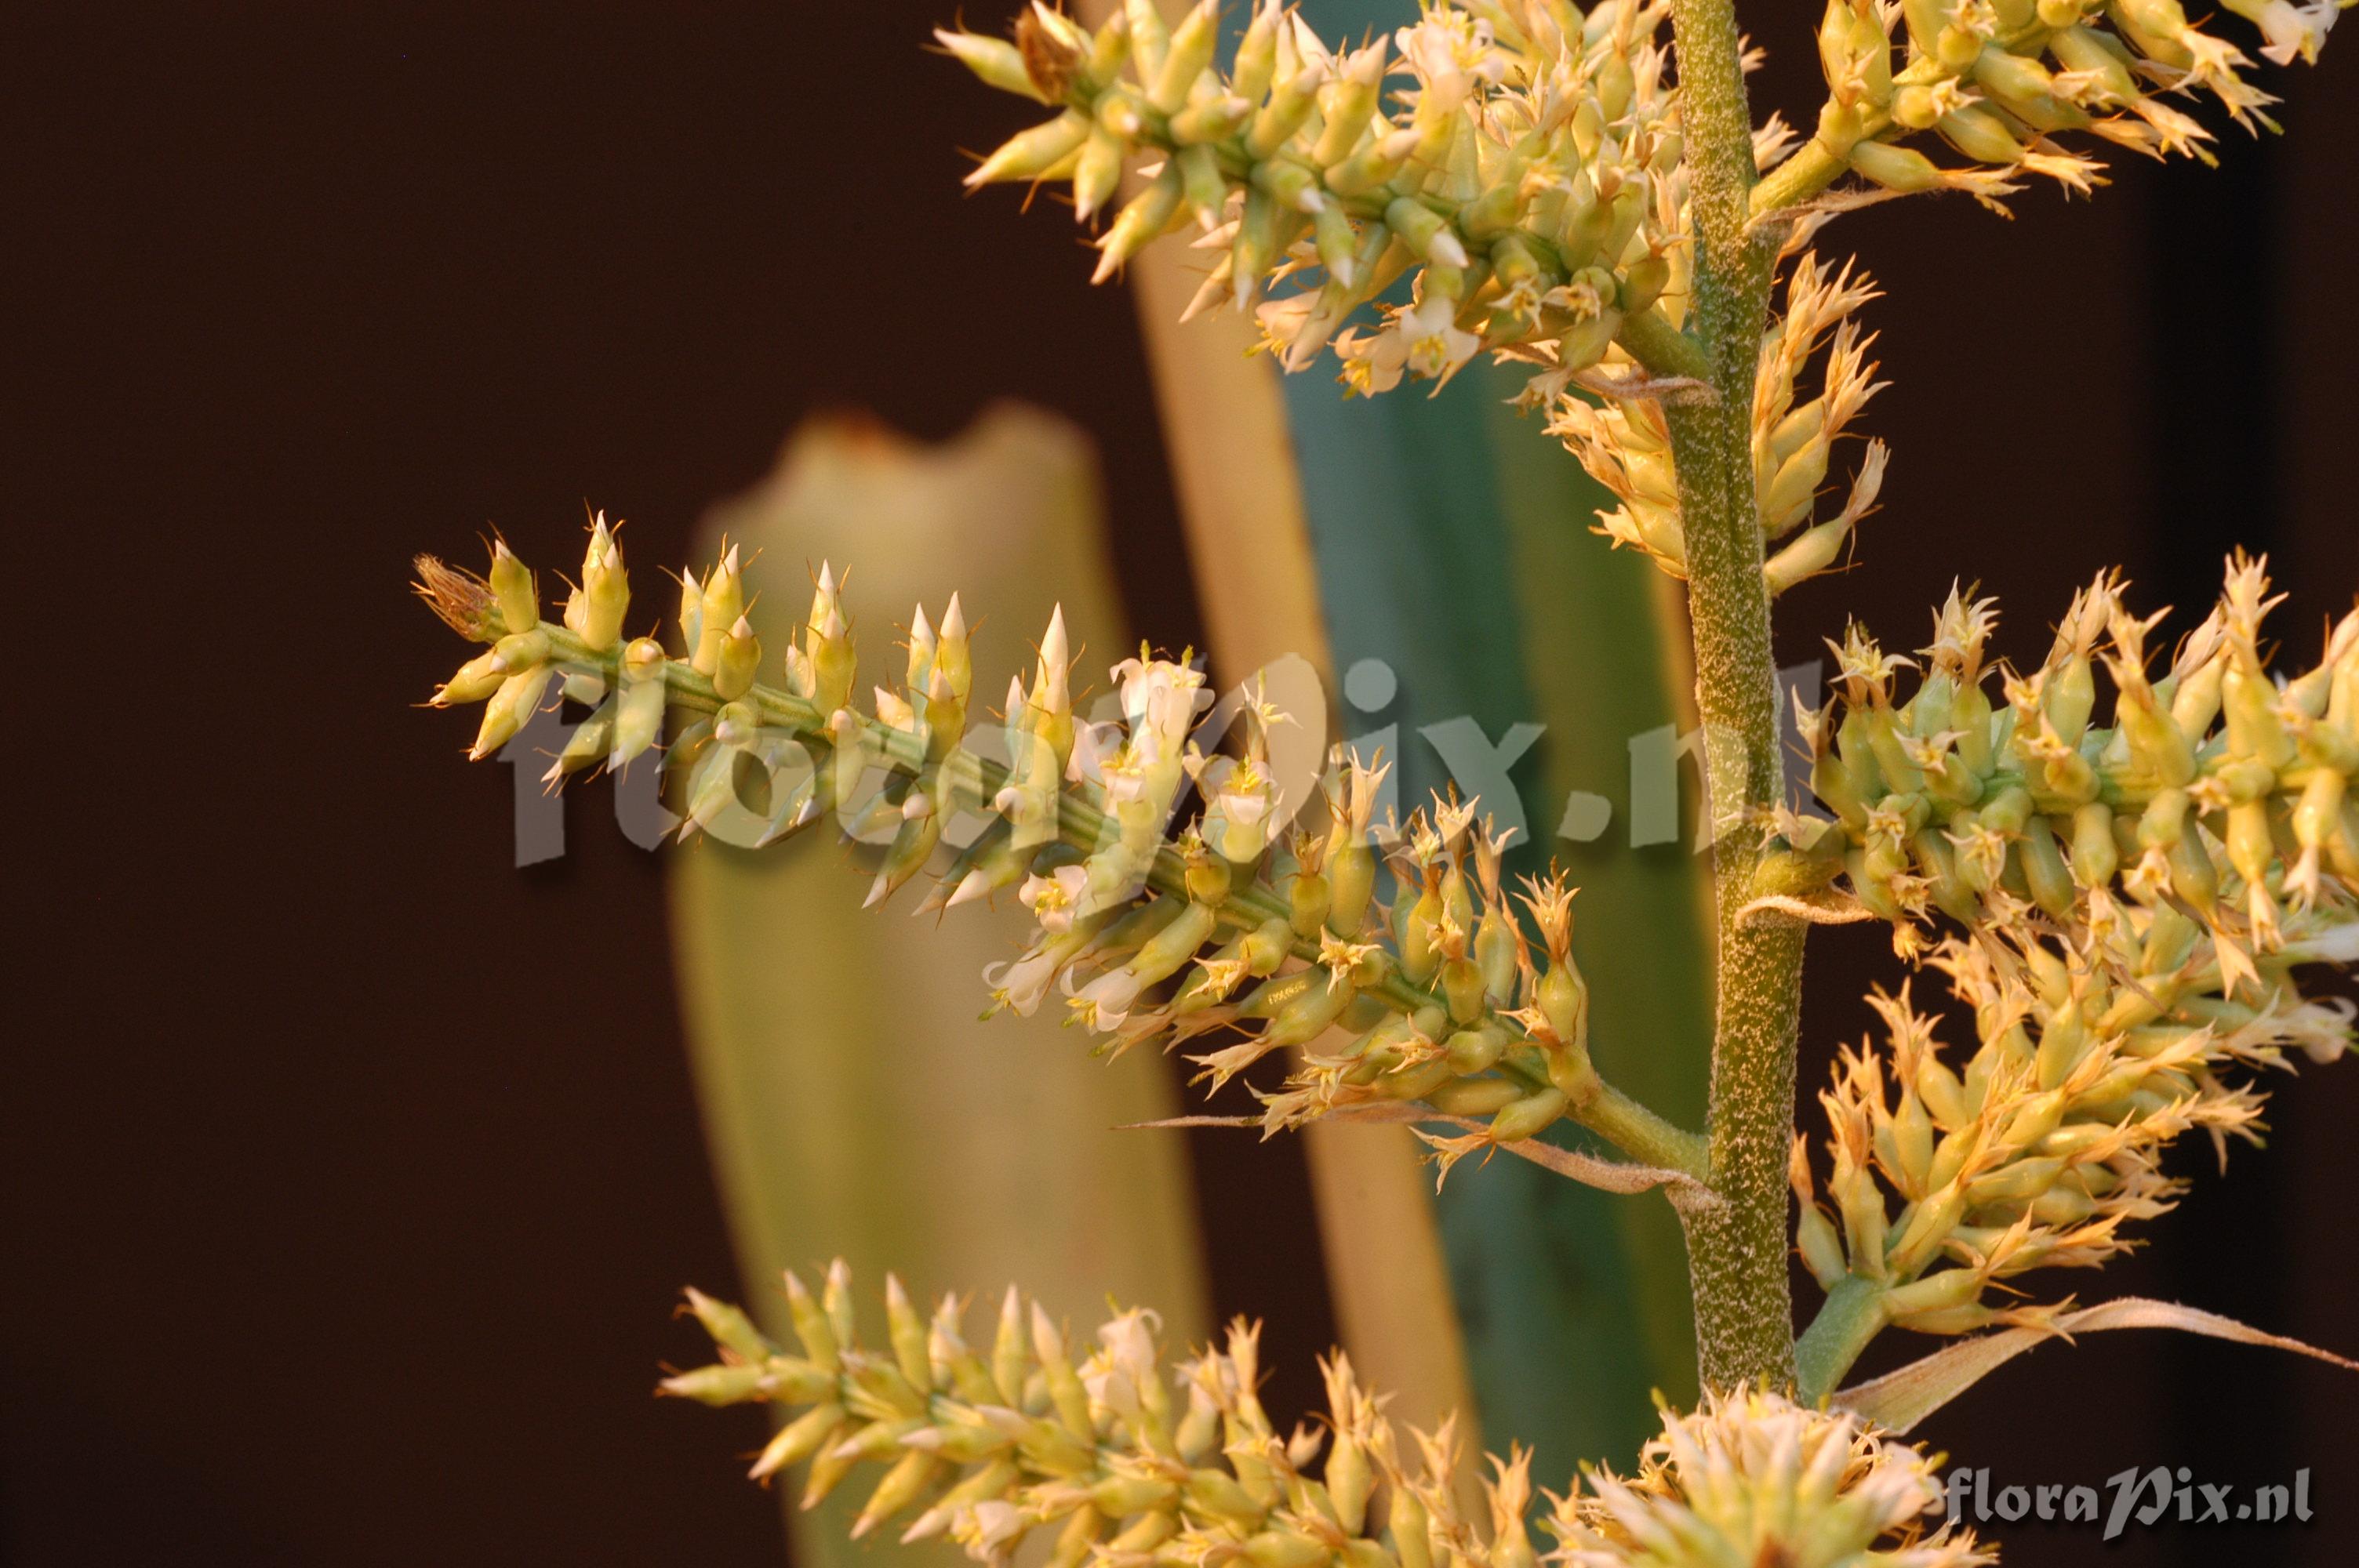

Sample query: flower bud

[1169,93,1252,145]
[1326,851,1377,946]
[2114,0,2198,65]
[679,742,747,841]
[1934,21,1983,71]
[2291,765,2348,858]
[1171,143,1230,233]
[2017,815,2076,918]
[1247,47,1329,156]
[1434,952,1482,1025]
[900,602,937,699]
[2223,665,2295,771]
[1912,827,1979,924]
[2226,793,2278,894]
[658,1361,769,1406]
[967,111,1092,187]
[2048,25,2141,103]
[579,516,629,649]
[1445,1025,1510,1075]
[1085,7,1132,83]
[489,539,537,633]
[684,1284,772,1362]
[1554,304,1623,375]
[1620,253,1670,317]
[2070,801,2120,889]
[867,788,945,907]
[1229,188,1284,308]
[1882,1265,1985,1325]
[1394,875,1442,985]
[747,1402,845,1483]
[693,545,743,677]
[751,749,827,848]
[1324,1428,1372,1535]
[936,28,1049,103]
[613,637,669,767]
[1324,126,1417,197]
[1186,1467,1263,1524]
[711,699,763,753]
[545,701,617,782]
[1797,1203,1848,1287]
[489,627,551,674]
[1072,124,1128,225]
[1474,910,1518,1004]
[1093,164,1183,281]
[1310,45,1386,169]
[1261,971,1354,1050]
[2165,833,2219,920]
[1151,1,1219,112]
[676,564,704,656]
[1383,197,1467,269]
[871,1273,930,1396]
[812,1258,855,1352]
[1937,103,2026,166]
[471,665,554,760]
[1231,0,1282,103]
[434,648,507,706]
[851,1450,942,1540]
[1539,956,1588,1048]
[1488,1087,1568,1143]
[714,615,761,702]
[1129,898,1220,989]
[1229,915,1289,979]
[1765,514,1852,597]
[1846,140,1944,193]
[795,1436,874,1512]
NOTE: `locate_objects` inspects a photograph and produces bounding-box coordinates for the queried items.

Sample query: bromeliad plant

[412,1,2358,1561]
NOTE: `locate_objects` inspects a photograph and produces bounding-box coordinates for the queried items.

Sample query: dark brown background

[11,2,2355,1563]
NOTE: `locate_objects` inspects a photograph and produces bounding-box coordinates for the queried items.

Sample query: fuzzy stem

[1662,0,1808,1393]
[1794,1275,1888,1403]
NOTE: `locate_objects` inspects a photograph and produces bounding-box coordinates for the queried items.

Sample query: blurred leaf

[1260,0,1717,1461]
[671,408,1210,1566]
[1097,0,1481,1446]
[1281,349,1713,1472]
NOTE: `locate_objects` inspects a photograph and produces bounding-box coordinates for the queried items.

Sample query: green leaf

[1277,206,1714,1479]
[670,408,1211,1565]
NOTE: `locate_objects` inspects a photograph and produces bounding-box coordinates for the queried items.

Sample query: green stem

[1794,1275,1888,1403]
[1614,307,1714,382]
[1661,0,1808,1393]
[1749,138,1850,222]
[1579,1079,1712,1179]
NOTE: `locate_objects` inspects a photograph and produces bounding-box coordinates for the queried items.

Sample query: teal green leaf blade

[1263,0,1717,1439]
[1288,346,1712,1473]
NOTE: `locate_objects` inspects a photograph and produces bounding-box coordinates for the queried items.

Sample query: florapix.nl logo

[494,652,1830,868]
[1944,1465,2315,1543]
